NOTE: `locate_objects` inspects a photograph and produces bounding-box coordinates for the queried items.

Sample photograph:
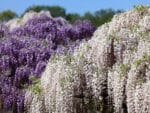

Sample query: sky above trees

[0,0,149,15]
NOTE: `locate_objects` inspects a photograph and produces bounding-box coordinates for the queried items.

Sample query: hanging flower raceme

[0,14,95,113]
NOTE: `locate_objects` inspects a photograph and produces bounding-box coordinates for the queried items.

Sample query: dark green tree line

[0,5,123,27]
[23,5,123,27]
[0,10,17,22]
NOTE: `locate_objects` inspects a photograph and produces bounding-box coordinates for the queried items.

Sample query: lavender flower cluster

[0,14,95,113]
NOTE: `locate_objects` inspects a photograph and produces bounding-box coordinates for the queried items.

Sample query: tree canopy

[0,6,124,27]
[0,10,17,21]
[23,5,66,18]
[83,9,123,27]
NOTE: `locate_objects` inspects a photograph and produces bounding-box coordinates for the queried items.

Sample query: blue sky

[0,0,149,15]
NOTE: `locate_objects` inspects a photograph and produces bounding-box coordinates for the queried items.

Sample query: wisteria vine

[0,14,95,113]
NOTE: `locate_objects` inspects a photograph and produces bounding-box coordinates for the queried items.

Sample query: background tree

[0,10,17,21]
[23,6,123,27]
[65,13,81,23]
[23,5,123,27]
[23,5,66,18]
[83,9,123,27]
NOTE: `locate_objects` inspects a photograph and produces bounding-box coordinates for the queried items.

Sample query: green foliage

[128,25,140,33]
[139,31,150,41]
[60,78,66,88]
[29,76,42,95]
[118,64,129,78]
[136,78,145,85]
[134,5,149,13]
[65,13,81,23]
[94,9,115,25]
[83,12,94,20]
[60,75,73,89]
[64,54,73,65]
[23,5,66,18]
[0,10,17,21]
[23,5,123,27]
[83,9,124,27]
[51,55,61,63]
[128,46,137,53]
[134,59,142,68]
[31,83,42,95]
[29,76,40,84]
[143,54,150,63]
[134,54,150,68]
[133,54,150,85]
[48,6,66,17]
[83,12,95,24]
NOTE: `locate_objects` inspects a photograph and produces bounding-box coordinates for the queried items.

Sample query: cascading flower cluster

[0,14,95,113]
